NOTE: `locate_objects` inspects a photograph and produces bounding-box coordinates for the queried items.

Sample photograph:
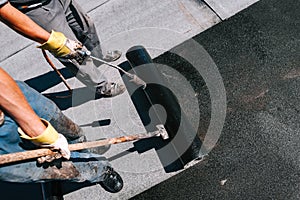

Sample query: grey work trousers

[0,81,110,183]
[23,0,107,89]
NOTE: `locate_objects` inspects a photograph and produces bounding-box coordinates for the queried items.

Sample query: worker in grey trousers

[9,0,125,97]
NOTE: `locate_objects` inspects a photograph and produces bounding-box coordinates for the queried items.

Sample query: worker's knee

[49,112,84,141]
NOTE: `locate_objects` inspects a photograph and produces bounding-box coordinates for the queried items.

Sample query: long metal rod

[86,53,146,89]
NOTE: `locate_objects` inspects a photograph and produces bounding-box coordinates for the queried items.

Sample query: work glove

[18,119,71,164]
[38,30,84,63]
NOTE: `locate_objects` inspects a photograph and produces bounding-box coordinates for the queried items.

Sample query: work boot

[100,166,123,193]
[102,50,122,62]
[97,82,126,97]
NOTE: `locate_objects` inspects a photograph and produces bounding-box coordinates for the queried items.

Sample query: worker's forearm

[0,2,50,44]
[0,68,46,137]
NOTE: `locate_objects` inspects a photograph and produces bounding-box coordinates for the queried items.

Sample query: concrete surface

[204,0,260,20]
[0,0,259,199]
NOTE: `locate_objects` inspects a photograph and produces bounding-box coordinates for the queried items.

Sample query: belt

[12,0,51,11]
[0,109,4,126]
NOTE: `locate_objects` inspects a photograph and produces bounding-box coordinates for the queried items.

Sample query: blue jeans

[0,81,110,183]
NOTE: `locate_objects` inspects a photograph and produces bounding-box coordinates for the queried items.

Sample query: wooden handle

[0,133,155,165]
[0,149,56,165]
[0,139,111,165]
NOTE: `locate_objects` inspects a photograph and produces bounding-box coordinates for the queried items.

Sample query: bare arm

[0,68,70,160]
[0,2,50,44]
[0,68,46,137]
[0,2,82,60]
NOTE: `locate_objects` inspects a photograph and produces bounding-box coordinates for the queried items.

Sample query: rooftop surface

[2,0,298,199]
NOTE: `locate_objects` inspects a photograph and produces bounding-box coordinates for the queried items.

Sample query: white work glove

[38,133,70,163]
[38,30,84,63]
[18,119,71,164]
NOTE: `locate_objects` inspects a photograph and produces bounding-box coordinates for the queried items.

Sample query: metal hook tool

[79,51,147,89]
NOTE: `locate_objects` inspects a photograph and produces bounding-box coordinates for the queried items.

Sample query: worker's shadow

[25,68,104,111]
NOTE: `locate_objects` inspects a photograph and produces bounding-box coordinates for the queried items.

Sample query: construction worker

[0,1,123,193]
[0,68,123,193]
[3,0,125,97]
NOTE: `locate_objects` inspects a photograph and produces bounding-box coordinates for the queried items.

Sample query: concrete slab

[76,0,110,12]
[90,0,220,59]
[204,0,259,20]
[0,24,32,62]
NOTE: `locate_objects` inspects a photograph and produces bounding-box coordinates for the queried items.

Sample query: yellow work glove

[38,30,83,60]
[18,119,71,163]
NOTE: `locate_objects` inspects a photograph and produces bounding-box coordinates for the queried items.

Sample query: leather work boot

[100,166,123,193]
[102,50,122,62]
[97,82,126,97]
